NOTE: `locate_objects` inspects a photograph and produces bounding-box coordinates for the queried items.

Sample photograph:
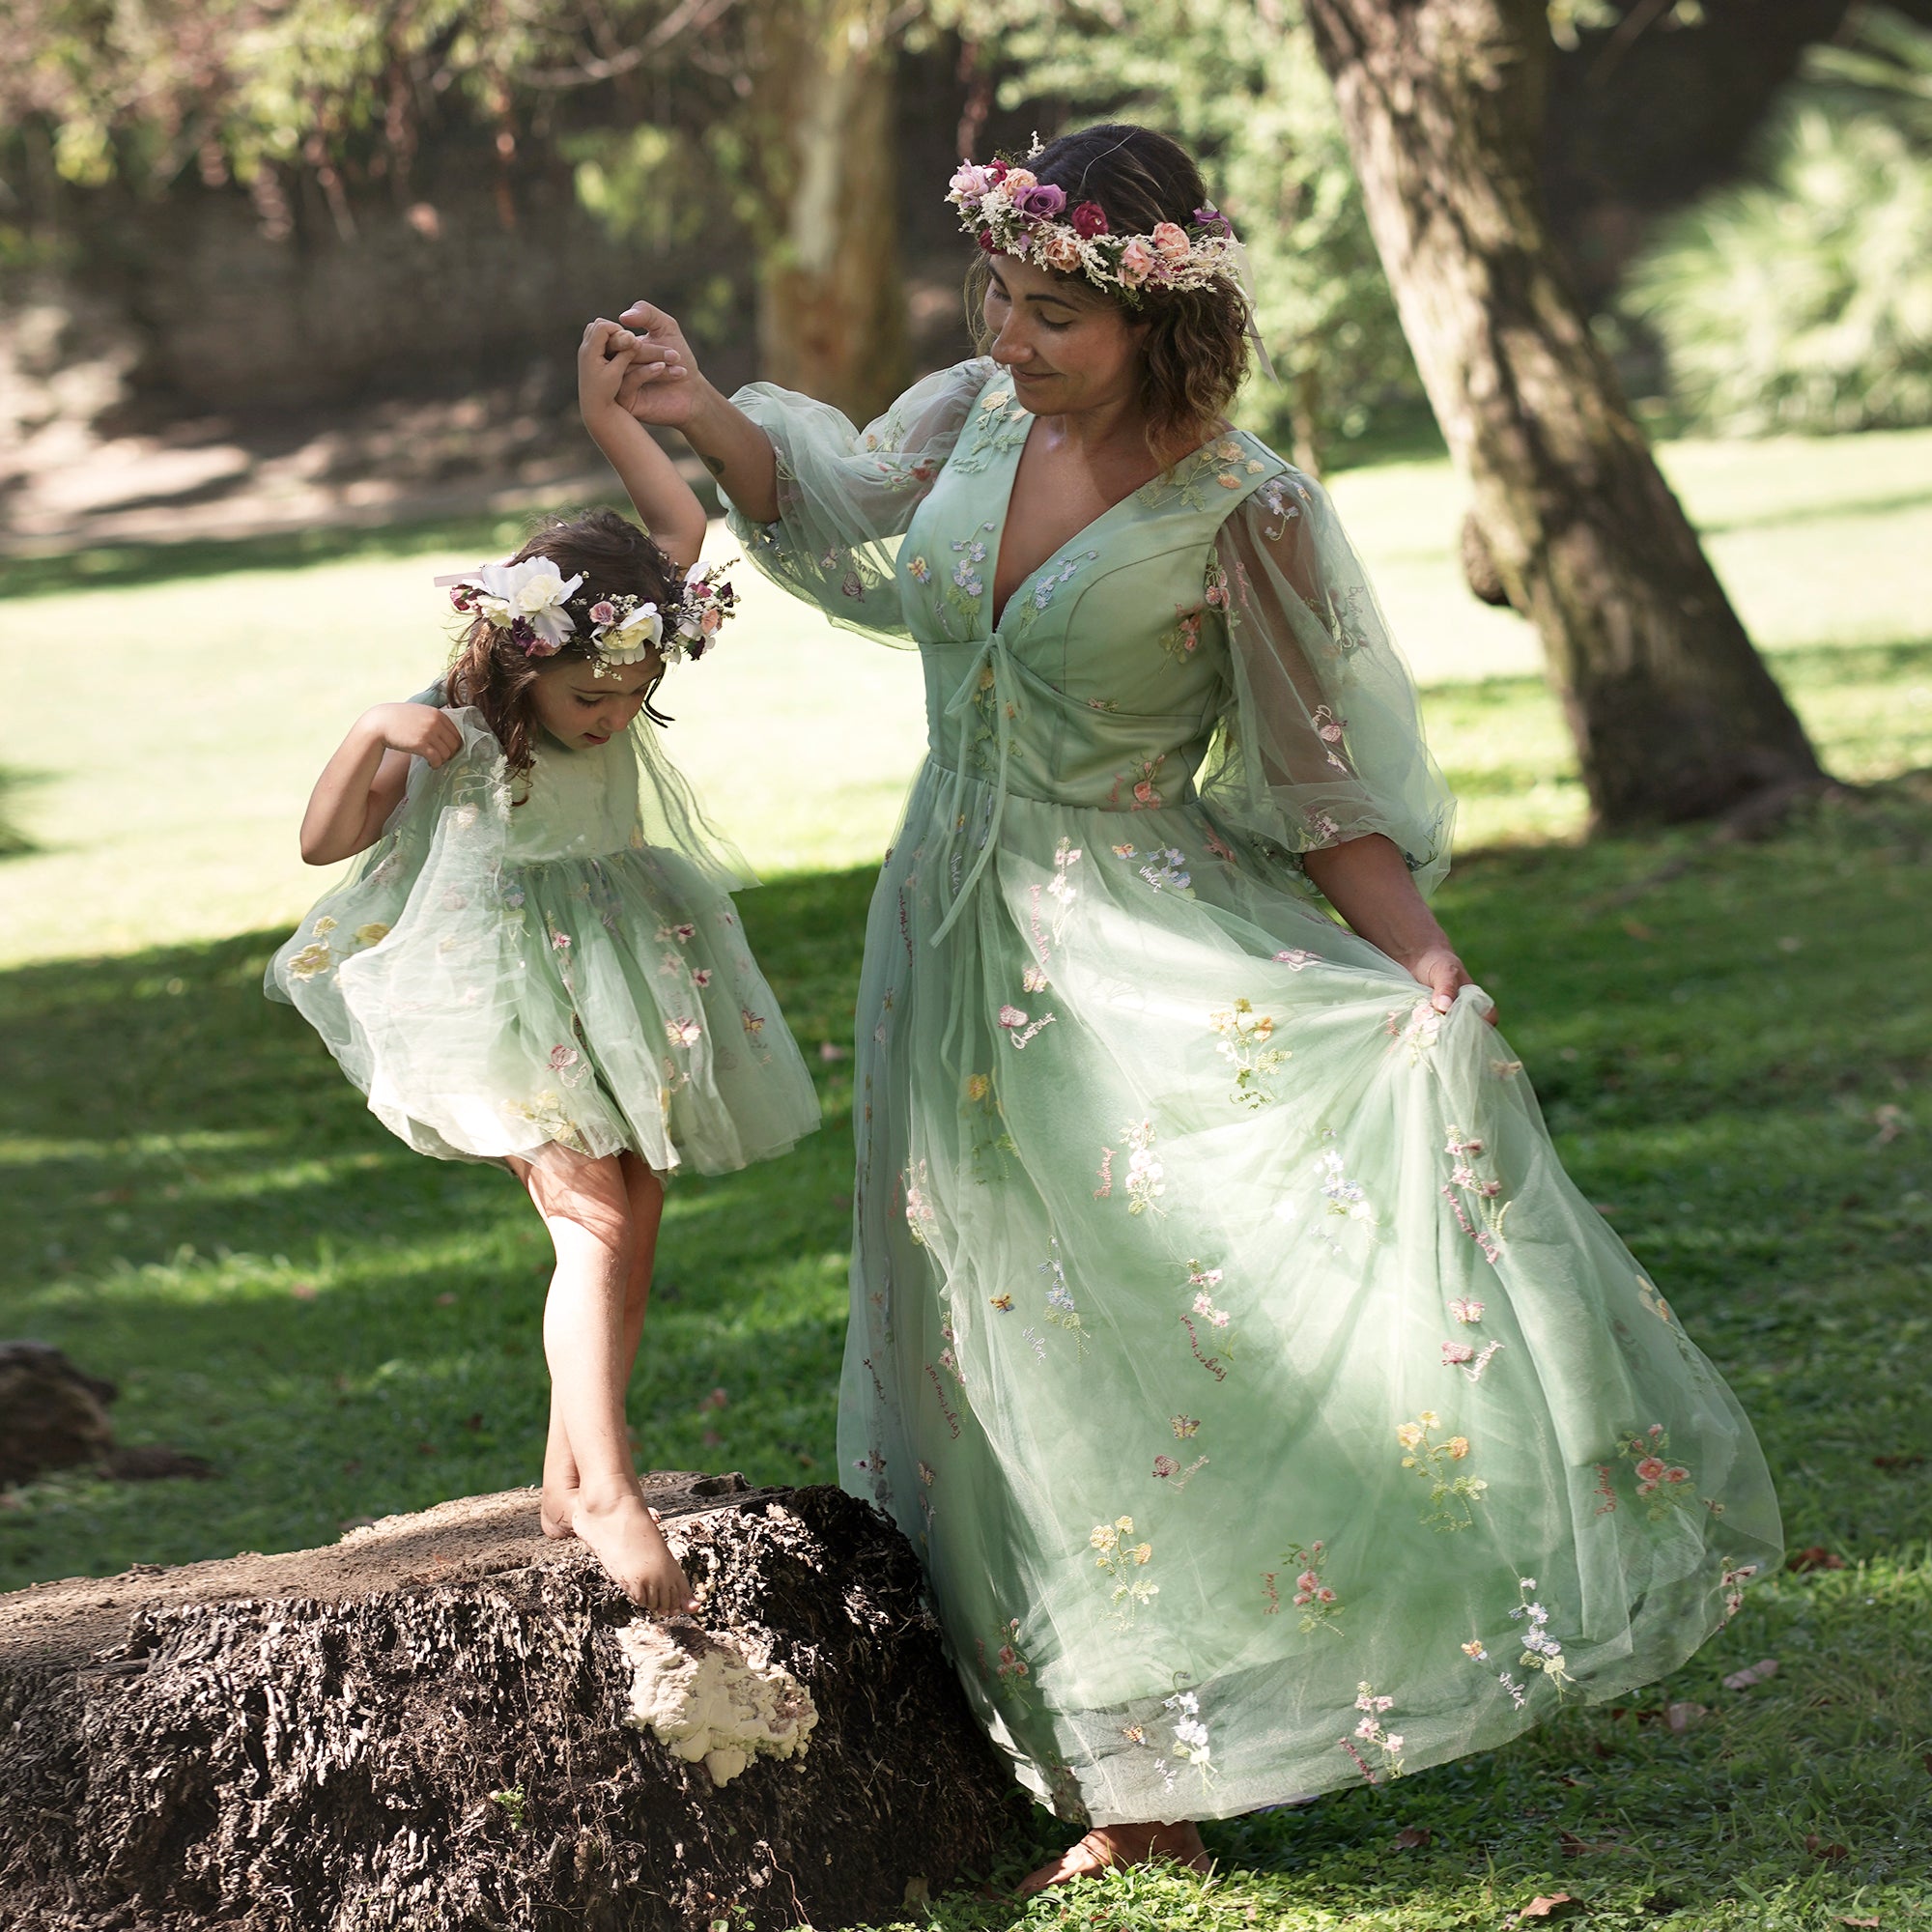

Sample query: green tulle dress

[728,357,1781,1828]
[267,691,818,1178]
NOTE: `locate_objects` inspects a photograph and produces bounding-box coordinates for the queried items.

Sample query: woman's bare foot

[1017,1823,1210,1895]
[573,1486,697,1612]
[540,1488,579,1540]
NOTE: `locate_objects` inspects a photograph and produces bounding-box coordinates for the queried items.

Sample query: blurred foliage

[947,0,1421,470]
[1623,5,1932,436]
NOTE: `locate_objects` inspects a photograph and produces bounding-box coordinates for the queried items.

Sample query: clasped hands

[578,302,702,431]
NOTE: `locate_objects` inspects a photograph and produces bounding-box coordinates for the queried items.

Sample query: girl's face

[530,653,662,751]
[981,254,1149,418]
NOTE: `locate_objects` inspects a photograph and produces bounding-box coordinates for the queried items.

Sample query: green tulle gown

[267,690,818,1178]
[728,357,1780,1827]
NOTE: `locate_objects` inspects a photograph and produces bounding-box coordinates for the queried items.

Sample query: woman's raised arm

[611,300,781,522]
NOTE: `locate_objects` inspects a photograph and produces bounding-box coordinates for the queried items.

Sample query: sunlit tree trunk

[744,0,909,424]
[1304,0,1826,828]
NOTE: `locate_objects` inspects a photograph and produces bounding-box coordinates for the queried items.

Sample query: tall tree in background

[730,0,909,422]
[1303,0,1827,828]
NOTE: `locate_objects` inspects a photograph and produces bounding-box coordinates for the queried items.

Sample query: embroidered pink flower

[1635,1456,1666,1483]
[1663,1464,1690,1484]
[666,1017,702,1048]
[548,1045,579,1071]
[1153,1455,1179,1478]
[1070,200,1110,239]
[1132,779,1158,806]
[1151,220,1191,263]
[1118,239,1155,287]
[692,967,712,987]
[998,1004,1028,1030]
[1442,1340,1475,1366]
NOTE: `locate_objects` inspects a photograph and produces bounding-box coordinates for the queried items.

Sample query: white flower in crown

[459,557,583,654]
[589,594,664,664]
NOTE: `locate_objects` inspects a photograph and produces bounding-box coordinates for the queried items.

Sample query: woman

[606,124,1780,1889]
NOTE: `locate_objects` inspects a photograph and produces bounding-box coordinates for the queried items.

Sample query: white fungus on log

[618,1622,818,1785]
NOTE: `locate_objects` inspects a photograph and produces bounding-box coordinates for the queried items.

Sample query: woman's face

[530,652,661,750]
[981,254,1148,418]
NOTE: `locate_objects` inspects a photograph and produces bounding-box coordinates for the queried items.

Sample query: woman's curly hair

[445,508,680,783]
[965,123,1251,461]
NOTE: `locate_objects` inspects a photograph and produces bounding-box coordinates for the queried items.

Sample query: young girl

[268,320,819,1610]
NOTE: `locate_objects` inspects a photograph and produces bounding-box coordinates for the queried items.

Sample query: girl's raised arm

[579,318,713,568]
[299,703,460,866]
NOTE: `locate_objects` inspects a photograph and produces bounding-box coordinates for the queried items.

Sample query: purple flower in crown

[1193,203,1235,237]
[449,584,478,613]
[1011,183,1066,221]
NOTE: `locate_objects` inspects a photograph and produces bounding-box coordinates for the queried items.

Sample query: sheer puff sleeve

[724,357,992,644]
[1197,468,1457,898]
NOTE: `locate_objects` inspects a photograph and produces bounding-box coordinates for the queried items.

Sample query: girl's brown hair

[445,508,680,781]
[965,123,1251,462]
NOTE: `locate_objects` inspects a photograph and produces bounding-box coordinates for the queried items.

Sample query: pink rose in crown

[1070,201,1110,239]
[688,580,712,601]
[1011,183,1066,220]
[1151,220,1191,263]
[1001,167,1037,194]
[987,160,1009,184]
[1118,239,1155,287]
[950,163,992,199]
[1038,229,1084,272]
[589,600,617,626]
[699,605,724,635]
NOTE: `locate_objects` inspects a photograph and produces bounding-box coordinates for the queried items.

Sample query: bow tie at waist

[927,633,1023,947]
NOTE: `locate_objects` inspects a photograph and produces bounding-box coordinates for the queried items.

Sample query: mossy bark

[1305,0,1827,828]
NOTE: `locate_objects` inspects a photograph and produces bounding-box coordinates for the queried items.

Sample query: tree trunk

[0,1474,1025,1931]
[744,2,909,425]
[1303,0,1827,829]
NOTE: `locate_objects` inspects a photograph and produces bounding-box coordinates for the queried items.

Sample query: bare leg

[513,1150,694,1611]
[538,1152,663,1540]
[1017,1822,1210,1895]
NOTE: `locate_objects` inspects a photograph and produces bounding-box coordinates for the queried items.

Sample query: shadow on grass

[0,768,46,860]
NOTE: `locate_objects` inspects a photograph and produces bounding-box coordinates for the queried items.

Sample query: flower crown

[948,143,1243,305]
[433,555,739,671]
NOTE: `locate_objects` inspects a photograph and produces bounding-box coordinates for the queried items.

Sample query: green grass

[3,426,1931,1927]
[4,787,1929,1928]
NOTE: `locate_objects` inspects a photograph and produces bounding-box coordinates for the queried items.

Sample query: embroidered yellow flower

[353,923,390,947]
[1446,1435,1470,1461]
[287,942,333,980]
[1396,1421,1425,1451]
[310,916,338,936]
[966,1073,990,1101]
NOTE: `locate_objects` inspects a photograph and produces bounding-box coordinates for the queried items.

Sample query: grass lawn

[2,427,1930,1927]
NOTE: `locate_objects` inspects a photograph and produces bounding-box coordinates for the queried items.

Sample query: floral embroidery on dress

[998,1002,1057,1050]
[1635,1275,1675,1324]
[1442,1335,1506,1383]
[1159,603,1206,665]
[1342,1683,1405,1782]
[1442,1125,1510,1263]
[1463,1579,1573,1707]
[1152,1449,1208,1490]
[500,1090,587,1152]
[1159,1689,1215,1788]
[1317,1145,1375,1223]
[1110,751,1169,810]
[948,525,994,617]
[1179,1261,1235,1380]
[1113,842,1194,895]
[287,940,334,980]
[977,1618,1037,1712]
[1121,1119,1166,1215]
[1719,1557,1760,1622]
[1385,996,1444,1062]
[907,554,931,584]
[1209,997,1289,1107]
[1090,1516,1158,1617]
[1617,1422,1700,1519]
[1039,1236,1088,1351]
[1397,1410,1489,1530]
[903,1160,936,1246]
[1264,1540,1343,1633]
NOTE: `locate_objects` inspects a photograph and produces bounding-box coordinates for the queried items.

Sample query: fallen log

[0,1474,1027,1930]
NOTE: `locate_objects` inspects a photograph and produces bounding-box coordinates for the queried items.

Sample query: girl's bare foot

[1017,1823,1210,1895]
[573,1486,697,1613]
[540,1488,579,1540]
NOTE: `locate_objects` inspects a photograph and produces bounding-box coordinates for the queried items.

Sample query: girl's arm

[299,703,461,866]
[1302,834,1495,1022]
[579,319,712,569]
[611,299,781,524]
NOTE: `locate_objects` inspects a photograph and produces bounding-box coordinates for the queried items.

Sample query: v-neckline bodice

[986,410,1221,635]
